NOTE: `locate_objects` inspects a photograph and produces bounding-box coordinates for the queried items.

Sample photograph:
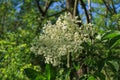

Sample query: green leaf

[24,68,40,80]
[107,60,119,72]
[35,75,46,80]
[45,64,51,80]
[97,59,106,72]
[87,75,96,80]
[102,31,120,40]
[44,64,56,80]
[109,35,120,48]
[96,73,105,80]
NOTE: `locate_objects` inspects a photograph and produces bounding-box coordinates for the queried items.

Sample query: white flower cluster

[31,13,94,66]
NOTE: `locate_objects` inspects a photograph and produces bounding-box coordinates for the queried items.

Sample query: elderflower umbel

[31,13,95,66]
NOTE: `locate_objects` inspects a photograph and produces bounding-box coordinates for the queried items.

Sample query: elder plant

[31,13,95,67]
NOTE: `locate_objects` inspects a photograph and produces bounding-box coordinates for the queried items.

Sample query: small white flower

[96,34,101,40]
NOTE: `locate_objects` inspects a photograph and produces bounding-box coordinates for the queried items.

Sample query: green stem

[67,52,70,80]
[67,52,70,68]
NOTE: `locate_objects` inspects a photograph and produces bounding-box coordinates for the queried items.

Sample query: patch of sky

[77,3,86,23]
[115,4,120,12]
[49,1,64,11]
[15,2,23,13]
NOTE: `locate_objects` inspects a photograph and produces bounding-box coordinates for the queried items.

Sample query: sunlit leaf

[87,75,96,80]
[102,31,120,40]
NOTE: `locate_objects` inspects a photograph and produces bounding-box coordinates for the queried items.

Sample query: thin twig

[80,0,90,23]
[102,0,112,14]
[111,0,117,14]
[44,1,54,15]
[45,9,67,18]
[35,0,44,16]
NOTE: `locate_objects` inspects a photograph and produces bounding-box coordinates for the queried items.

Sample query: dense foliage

[0,0,120,80]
